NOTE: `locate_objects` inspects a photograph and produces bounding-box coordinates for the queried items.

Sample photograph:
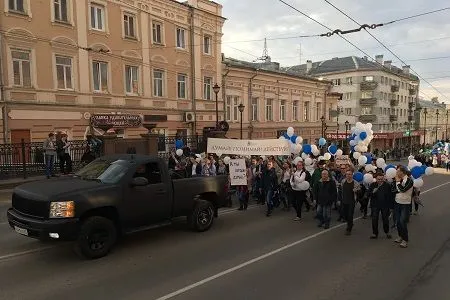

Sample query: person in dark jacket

[369,173,394,239]
[340,169,361,235]
[263,161,278,217]
[314,170,337,229]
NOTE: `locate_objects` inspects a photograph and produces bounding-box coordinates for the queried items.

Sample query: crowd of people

[168,149,422,249]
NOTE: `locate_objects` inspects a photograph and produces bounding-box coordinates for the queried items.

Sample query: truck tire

[188,200,215,232]
[74,216,117,259]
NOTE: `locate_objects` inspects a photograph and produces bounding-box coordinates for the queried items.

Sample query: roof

[223,56,327,83]
[417,100,446,110]
[286,56,419,81]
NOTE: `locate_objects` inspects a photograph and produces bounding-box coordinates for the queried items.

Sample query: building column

[141,12,151,98]
[75,0,90,104]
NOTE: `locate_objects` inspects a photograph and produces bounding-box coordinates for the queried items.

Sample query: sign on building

[229,159,247,186]
[90,114,142,128]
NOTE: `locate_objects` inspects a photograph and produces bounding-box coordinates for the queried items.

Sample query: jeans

[342,202,355,232]
[45,154,55,177]
[238,190,248,209]
[372,206,390,236]
[292,190,306,218]
[395,203,410,242]
[265,189,274,212]
[317,204,332,227]
[59,153,72,174]
[281,188,292,209]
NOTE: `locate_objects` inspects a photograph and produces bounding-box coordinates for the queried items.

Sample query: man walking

[369,173,393,239]
[43,132,56,179]
[394,166,414,248]
[340,169,360,235]
[314,170,337,229]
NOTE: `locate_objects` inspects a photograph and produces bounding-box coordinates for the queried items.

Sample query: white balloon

[223,156,231,165]
[349,140,356,146]
[318,156,324,161]
[366,123,373,130]
[380,163,387,171]
[336,149,343,156]
[358,155,368,166]
[386,168,397,179]
[413,178,424,188]
[356,122,363,128]
[301,152,308,159]
[324,153,332,160]
[312,148,320,156]
[376,158,386,168]
[296,136,303,144]
[365,164,373,173]
[425,167,434,176]
[286,127,295,137]
[294,144,302,154]
[353,152,361,159]
[195,157,201,163]
[408,155,415,161]
[176,149,183,157]
[363,173,374,184]
[279,136,286,140]
[305,157,313,166]
[408,160,417,169]
[293,157,302,165]
[300,181,310,191]
[311,145,318,152]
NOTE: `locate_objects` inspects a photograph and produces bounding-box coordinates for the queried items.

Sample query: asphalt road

[0,173,450,300]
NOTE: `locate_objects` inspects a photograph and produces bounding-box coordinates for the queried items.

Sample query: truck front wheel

[74,216,117,259]
[188,200,214,232]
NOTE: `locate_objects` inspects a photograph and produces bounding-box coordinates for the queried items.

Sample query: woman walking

[290,161,310,221]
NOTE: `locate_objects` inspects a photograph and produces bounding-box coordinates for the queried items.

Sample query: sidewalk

[0,175,46,190]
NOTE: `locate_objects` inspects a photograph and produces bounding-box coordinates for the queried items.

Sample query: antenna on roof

[253,38,271,63]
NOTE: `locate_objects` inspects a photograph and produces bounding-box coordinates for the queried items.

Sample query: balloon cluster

[279,127,303,155]
[406,156,434,187]
[349,122,374,156]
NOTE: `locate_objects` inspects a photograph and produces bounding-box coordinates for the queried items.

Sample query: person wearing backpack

[290,161,310,221]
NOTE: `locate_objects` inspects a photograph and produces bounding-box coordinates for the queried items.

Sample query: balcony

[359,97,377,106]
[391,85,399,93]
[408,102,415,109]
[409,88,417,95]
[360,81,378,91]
[359,114,377,122]
[390,99,399,106]
[408,115,414,122]
[390,114,398,121]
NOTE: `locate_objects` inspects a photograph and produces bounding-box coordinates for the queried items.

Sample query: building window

[177,74,187,99]
[361,107,373,115]
[280,100,286,121]
[92,60,108,92]
[346,77,352,85]
[361,91,374,99]
[233,97,239,122]
[316,103,322,121]
[381,76,384,84]
[251,97,258,121]
[11,49,31,87]
[203,77,212,100]
[90,4,105,31]
[265,99,273,121]
[292,101,298,121]
[54,0,68,22]
[344,92,352,100]
[55,55,72,90]
[226,96,232,121]
[123,13,136,38]
[153,69,164,97]
[345,108,351,115]
[125,65,139,94]
[363,76,374,82]
[304,101,310,121]
[152,21,163,44]
[203,35,212,54]
[176,27,186,49]
[332,79,341,86]
[8,0,24,12]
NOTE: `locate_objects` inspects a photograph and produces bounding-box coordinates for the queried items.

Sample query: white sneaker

[394,237,402,243]
[293,217,301,221]
[400,241,408,248]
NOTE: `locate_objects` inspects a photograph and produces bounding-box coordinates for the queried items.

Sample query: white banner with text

[207,138,291,156]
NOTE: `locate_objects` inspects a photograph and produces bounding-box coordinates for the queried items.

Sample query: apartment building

[0,0,225,143]
[416,98,450,145]
[287,55,420,150]
[222,56,339,142]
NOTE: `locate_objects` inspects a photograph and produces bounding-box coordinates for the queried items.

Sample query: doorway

[10,130,31,164]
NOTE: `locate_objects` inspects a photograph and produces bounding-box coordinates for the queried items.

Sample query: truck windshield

[75,159,129,184]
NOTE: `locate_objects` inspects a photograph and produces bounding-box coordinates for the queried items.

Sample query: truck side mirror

[131,177,149,187]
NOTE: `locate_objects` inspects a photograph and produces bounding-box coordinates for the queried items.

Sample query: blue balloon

[303,144,312,154]
[175,139,184,149]
[290,135,297,143]
[365,153,373,164]
[411,166,422,179]
[350,146,355,153]
[385,164,396,172]
[328,145,338,155]
[283,133,290,140]
[318,138,327,146]
[360,131,368,140]
[353,172,364,182]
[420,165,427,174]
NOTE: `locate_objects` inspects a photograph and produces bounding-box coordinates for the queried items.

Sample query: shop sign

[91,114,142,128]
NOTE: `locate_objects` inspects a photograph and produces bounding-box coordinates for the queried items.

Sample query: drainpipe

[222,65,230,127]
[189,6,197,134]
[0,32,8,143]
[248,71,258,139]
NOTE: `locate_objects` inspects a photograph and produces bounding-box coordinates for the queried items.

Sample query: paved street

[0,173,449,300]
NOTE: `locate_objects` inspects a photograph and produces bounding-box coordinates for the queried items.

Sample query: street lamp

[344,120,350,153]
[238,103,245,139]
[446,110,449,141]
[435,109,440,143]
[213,83,221,128]
[423,108,427,150]
[320,116,326,138]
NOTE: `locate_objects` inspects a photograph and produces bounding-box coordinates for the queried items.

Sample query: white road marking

[0,246,58,261]
[154,181,450,300]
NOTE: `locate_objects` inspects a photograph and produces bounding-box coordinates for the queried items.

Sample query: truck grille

[12,193,48,219]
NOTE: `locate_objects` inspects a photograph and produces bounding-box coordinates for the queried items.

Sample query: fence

[0,135,206,180]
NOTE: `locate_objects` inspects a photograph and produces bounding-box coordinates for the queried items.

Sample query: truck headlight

[49,201,75,218]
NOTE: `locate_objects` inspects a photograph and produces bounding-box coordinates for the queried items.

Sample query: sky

[216,0,450,103]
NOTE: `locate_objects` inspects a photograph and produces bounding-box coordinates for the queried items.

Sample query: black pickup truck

[7,154,228,259]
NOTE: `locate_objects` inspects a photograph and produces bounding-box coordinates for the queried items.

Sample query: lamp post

[435,109,440,143]
[446,110,449,141]
[320,115,326,138]
[213,83,220,128]
[238,103,245,139]
[336,107,341,146]
[344,120,350,153]
[423,108,427,150]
